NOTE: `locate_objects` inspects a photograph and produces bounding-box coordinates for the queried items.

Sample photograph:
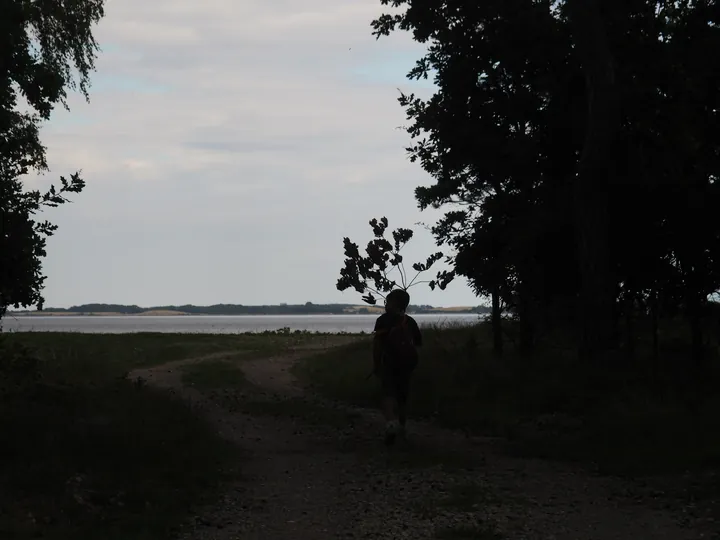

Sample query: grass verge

[295,321,720,477]
[0,331,332,540]
[4,331,330,385]
[0,381,238,540]
[181,356,249,390]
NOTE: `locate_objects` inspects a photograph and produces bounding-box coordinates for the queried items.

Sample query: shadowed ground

[128,338,713,540]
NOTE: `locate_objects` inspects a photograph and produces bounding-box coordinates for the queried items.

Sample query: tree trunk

[687,291,705,379]
[518,277,535,357]
[611,282,622,348]
[686,292,705,411]
[519,308,534,356]
[650,290,659,367]
[690,308,703,371]
[625,295,635,361]
[566,0,620,363]
[491,285,503,356]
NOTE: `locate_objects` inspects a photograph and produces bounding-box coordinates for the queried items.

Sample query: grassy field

[0,331,327,540]
[3,323,719,538]
[295,321,720,477]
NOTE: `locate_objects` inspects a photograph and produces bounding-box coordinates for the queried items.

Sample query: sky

[26,0,478,308]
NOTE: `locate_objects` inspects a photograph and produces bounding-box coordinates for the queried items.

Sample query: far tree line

[10,303,489,316]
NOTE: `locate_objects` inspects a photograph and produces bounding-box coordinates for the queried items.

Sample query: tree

[336,217,445,304]
[565,0,620,362]
[372,0,580,355]
[0,0,105,319]
[369,0,720,373]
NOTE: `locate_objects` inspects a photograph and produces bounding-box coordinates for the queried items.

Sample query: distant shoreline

[8,303,488,318]
[9,310,484,317]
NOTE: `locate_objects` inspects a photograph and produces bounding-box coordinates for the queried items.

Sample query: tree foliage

[0,0,105,318]
[361,0,720,367]
[336,217,445,305]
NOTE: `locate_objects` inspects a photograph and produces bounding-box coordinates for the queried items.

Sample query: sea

[1,313,482,334]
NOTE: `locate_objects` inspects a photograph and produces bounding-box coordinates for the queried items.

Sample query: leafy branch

[336,216,450,305]
[1,173,86,316]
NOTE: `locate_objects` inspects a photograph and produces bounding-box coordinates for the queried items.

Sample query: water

[1,314,482,334]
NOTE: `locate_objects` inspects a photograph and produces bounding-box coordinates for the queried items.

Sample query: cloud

[29,0,476,308]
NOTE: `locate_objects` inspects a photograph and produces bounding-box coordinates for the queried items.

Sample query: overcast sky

[27,0,478,308]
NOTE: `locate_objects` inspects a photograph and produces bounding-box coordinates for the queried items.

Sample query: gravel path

[129,344,717,540]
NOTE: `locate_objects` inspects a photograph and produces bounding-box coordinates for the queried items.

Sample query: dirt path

[129,345,716,540]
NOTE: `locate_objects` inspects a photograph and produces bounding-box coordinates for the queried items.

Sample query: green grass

[0,382,238,540]
[0,331,332,540]
[295,321,720,477]
[295,323,522,433]
[4,331,328,385]
[181,357,249,390]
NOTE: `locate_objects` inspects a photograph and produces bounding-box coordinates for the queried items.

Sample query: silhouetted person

[372,289,422,445]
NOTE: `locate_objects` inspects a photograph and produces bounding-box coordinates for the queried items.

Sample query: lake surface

[1,314,482,334]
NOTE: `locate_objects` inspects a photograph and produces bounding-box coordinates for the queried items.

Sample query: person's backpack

[385,315,419,369]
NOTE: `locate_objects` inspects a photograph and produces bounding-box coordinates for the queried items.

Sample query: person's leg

[397,398,407,428]
[382,395,398,422]
[383,397,400,445]
[380,368,400,445]
[380,367,397,420]
[395,369,412,437]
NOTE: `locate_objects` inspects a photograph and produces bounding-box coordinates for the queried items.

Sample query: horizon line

[11,301,488,311]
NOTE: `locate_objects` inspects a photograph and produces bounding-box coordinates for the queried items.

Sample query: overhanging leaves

[336,217,447,305]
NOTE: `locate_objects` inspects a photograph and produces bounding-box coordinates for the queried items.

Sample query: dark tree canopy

[0,0,105,318]
[346,0,720,365]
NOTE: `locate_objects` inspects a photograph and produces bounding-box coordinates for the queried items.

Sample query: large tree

[372,0,581,354]
[368,0,720,367]
[0,0,105,318]
[564,0,619,362]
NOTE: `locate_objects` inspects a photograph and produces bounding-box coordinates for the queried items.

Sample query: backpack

[384,315,419,369]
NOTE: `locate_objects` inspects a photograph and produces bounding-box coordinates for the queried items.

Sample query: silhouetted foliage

[0,0,105,319]
[336,217,445,305]
[365,0,720,376]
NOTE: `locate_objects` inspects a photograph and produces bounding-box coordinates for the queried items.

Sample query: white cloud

[29,0,477,307]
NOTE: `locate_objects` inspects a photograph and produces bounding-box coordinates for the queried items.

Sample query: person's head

[385,289,410,314]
